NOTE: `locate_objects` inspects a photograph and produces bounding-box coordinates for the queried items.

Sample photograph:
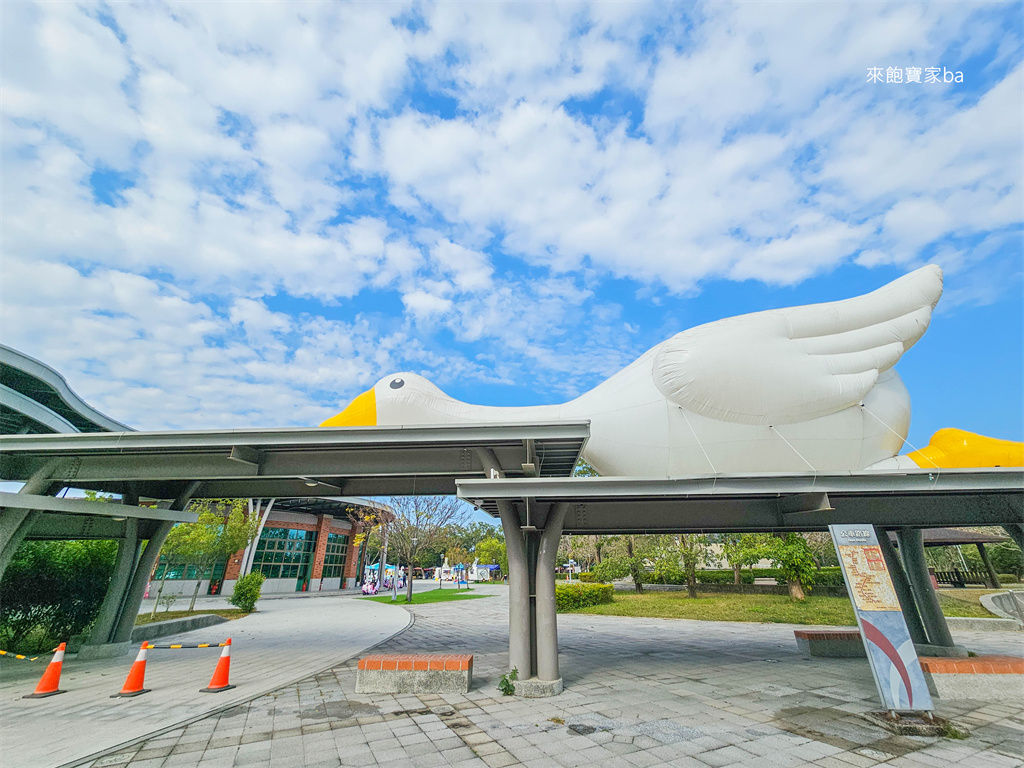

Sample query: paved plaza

[34,584,1024,768]
[0,594,409,768]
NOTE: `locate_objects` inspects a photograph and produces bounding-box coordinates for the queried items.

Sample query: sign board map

[830,524,933,712]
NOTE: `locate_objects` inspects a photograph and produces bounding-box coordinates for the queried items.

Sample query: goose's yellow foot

[908,428,1024,469]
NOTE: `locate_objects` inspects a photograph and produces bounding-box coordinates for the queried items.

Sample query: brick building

[150,497,392,598]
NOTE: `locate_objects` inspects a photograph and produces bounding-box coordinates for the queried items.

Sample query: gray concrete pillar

[976,543,1002,589]
[535,502,569,683]
[474,447,533,678]
[0,459,63,578]
[896,528,954,648]
[499,501,533,679]
[111,520,173,643]
[877,530,928,646]
[110,481,200,643]
[1002,524,1024,553]
[86,516,139,646]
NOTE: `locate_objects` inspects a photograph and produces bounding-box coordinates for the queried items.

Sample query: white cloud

[1,1,1019,429]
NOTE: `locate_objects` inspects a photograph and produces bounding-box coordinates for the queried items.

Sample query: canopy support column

[535,502,569,686]
[976,543,1002,589]
[877,529,928,646]
[896,528,955,649]
[0,459,63,578]
[475,449,563,696]
[111,482,200,644]
[1002,524,1024,553]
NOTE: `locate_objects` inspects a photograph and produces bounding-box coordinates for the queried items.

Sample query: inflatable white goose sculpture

[323,265,1023,475]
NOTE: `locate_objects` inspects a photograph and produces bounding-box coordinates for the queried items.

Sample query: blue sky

[1,1,1021,459]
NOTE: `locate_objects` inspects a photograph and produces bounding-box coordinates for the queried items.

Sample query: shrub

[0,540,117,653]
[555,583,614,611]
[577,572,597,583]
[809,567,847,587]
[229,572,266,613]
[988,542,1023,578]
[590,558,630,583]
[498,667,518,696]
[695,569,755,585]
[998,574,1019,584]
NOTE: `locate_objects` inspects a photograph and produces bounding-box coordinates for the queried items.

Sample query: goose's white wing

[653,265,943,426]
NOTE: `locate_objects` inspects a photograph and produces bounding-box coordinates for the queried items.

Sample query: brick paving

[74,586,1024,768]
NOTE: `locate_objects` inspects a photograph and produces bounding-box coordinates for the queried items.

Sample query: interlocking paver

[13,583,1020,768]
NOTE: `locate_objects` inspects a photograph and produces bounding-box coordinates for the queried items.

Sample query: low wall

[130,613,229,643]
[356,654,473,694]
[980,591,1024,626]
[146,579,211,598]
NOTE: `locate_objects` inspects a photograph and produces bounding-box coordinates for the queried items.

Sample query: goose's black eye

[389,378,405,389]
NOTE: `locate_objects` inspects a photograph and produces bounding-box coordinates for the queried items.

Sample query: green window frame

[322,532,349,579]
[251,527,317,580]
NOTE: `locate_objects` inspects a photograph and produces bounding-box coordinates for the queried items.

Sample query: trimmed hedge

[642,567,847,588]
[998,574,1020,584]
[555,583,614,611]
[577,572,597,583]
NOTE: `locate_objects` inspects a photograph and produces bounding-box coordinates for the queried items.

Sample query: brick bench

[794,628,865,658]
[355,654,473,694]
[920,655,1024,701]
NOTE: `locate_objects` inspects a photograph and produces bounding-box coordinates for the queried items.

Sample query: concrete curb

[945,616,1022,632]
[130,614,230,643]
[979,591,1024,627]
[58,607,416,768]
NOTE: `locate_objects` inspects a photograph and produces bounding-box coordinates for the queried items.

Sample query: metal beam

[458,468,1024,501]
[458,471,1024,533]
[0,422,589,501]
[228,445,264,467]
[0,421,590,455]
[0,492,197,523]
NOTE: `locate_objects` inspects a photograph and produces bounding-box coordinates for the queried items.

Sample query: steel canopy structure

[0,422,589,500]
[0,421,588,660]
[0,343,133,434]
[456,469,1024,533]
[454,466,1024,696]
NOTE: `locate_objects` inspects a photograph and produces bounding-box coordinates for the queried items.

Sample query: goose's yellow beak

[320,388,377,427]
[908,428,1024,468]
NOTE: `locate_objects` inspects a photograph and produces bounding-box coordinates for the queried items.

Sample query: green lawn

[134,609,246,626]
[568,590,998,625]
[361,588,491,606]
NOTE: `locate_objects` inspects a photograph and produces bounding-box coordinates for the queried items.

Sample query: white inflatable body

[325,266,945,476]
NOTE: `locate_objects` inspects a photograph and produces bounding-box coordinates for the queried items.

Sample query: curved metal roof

[0,344,133,434]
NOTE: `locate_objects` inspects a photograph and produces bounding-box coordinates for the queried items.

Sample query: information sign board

[830,524,933,712]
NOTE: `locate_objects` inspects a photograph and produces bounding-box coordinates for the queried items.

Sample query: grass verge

[567,590,998,624]
[134,609,246,626]
[360,589,491,606]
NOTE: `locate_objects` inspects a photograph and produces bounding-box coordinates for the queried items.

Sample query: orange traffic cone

[111,642,152,698]
[201,638,235,693]
[23,643,67,698]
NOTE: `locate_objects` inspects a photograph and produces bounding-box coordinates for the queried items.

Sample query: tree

[151,527,189,619]
[385,496,469,602]
[161,499,261,613]
[766,533,817,601]
[720,533,771,584]
[678,534,713,598]
[445,544,472,579]
[475,537,507,574]
[0,540,116,653]
[803,532,840,567]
